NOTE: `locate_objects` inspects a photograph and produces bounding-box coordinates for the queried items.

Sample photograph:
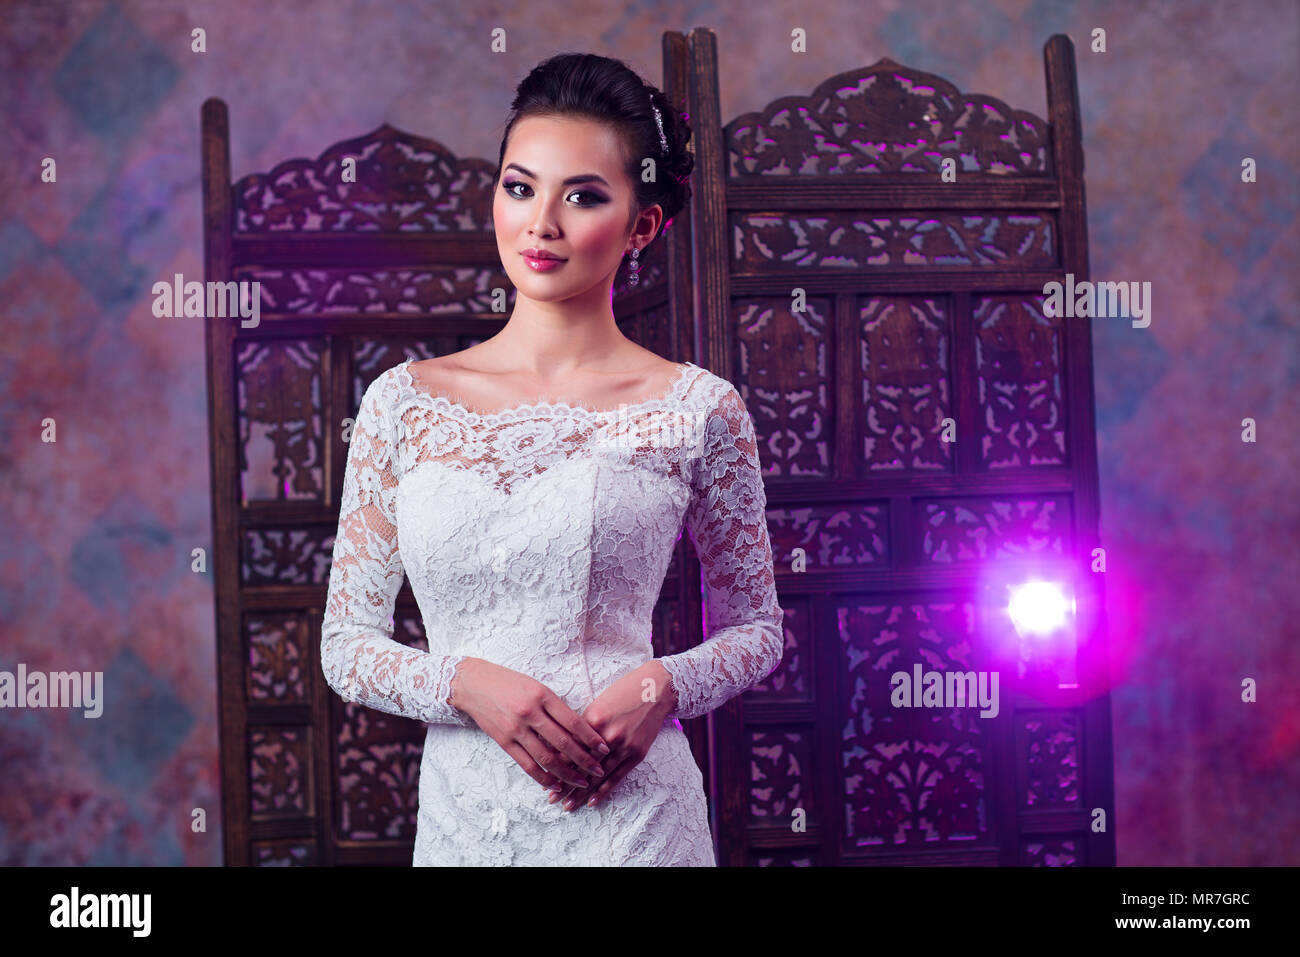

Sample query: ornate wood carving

[725,58,1051,177]
[234,124,499,232]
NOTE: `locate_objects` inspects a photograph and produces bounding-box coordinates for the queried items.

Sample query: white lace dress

[320,357,784,865]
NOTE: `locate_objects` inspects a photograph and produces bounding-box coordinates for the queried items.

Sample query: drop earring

[628,246,641,286]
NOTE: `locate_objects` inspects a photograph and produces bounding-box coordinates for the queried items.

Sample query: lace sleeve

[320,371,471,727]
[659,383,784,719]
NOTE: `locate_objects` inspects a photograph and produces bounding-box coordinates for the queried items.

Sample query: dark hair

[494,52,694,246]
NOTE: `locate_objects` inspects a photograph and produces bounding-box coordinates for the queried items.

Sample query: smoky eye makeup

[501,179,607,206]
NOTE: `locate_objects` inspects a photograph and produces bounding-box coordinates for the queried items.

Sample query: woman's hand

[550,660,678,812]
[449,657,610,790]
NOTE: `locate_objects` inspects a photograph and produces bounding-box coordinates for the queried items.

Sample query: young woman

[320,52,783,865]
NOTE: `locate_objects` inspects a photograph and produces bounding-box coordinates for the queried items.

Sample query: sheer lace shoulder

[659,379,785,719]
[319,370,470,727]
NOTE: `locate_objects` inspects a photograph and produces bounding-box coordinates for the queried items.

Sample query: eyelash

[501,179,605,206]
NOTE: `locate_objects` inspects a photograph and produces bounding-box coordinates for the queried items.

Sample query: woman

[320,52,783,865]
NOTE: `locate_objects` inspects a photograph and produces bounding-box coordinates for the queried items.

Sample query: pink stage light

[1007,581,1074,637]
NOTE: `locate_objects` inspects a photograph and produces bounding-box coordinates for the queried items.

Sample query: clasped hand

[449,657,677,812]
[549,659,677,811]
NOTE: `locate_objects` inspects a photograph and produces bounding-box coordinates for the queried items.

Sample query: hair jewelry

[651,98,667,154]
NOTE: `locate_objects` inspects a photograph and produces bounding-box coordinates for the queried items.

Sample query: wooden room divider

[203,29,1114,866]
[683,32,1115,866]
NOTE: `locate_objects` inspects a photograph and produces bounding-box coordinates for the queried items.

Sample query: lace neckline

[394,357,701,424]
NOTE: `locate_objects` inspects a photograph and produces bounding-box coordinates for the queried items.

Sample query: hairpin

[650,98,667,154]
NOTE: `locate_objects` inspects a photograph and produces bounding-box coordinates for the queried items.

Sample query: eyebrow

[504,163,609,187]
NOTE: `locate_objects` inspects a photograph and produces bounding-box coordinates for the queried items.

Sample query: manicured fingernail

[564,798,576,810]
[597,743,611,755]
[548,792,560,804]
[587,796,597,807]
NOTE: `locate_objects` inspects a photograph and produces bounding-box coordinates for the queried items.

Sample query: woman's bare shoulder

[607,345,684,380]
[407,351,477,392]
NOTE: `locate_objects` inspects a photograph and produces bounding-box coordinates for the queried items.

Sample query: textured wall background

[0,0,1295,865]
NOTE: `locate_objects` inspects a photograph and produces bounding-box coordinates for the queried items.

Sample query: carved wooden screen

[201,35,699,866]
[685,32,1116,865]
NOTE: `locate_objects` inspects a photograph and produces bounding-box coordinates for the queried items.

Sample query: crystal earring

[628,246,641,286]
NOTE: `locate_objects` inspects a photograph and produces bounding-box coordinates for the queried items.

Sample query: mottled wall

[1,0,1295,865]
